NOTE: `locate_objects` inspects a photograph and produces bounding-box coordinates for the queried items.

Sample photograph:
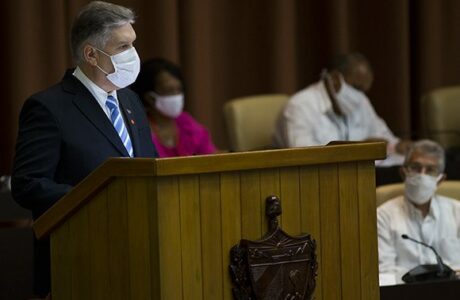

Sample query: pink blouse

[151,112,216,158]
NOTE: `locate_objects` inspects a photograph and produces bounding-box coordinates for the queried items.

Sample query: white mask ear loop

[95,47,110,56]
[95,64,110,75]
[93,48,112,75]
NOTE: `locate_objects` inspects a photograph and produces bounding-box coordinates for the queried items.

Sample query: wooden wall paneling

[259,168,280,231]
[279,167,301,235]
[107,178,131,299]
[179,175,203,299]
[50,222,71,299]
[199,173,223,299]
[88,189,110,299]
[220,171,242,300]
[146,177,160,299]
[319,164,342,300]
[357,161,380,300]
[36,144,386,238]
[240,170,261,240]
[37,144,386,300]
[299,166,321,236]
[68,205,91,299]
[338,162,361,300]
[126,177,152,299]
[156,176,183,299]
[299,166,322,300]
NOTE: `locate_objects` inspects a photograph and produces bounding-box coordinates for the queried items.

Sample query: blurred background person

[130,58,217,157]
[274,52,412,166]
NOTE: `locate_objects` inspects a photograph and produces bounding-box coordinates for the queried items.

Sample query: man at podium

[377,140,460,284]
[10,1,157,297]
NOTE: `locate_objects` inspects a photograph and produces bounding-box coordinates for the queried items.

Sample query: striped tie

[106,95,134,157]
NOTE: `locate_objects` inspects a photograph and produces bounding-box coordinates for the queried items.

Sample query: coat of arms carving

[230,196,318,300]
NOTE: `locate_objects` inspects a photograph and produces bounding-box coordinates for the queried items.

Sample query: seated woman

[131,58,216,157]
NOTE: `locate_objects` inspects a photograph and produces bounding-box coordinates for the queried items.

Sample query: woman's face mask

[95,47,141,88]
[149,91,184,118]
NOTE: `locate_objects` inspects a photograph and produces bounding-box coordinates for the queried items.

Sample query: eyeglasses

[404,162,441,177]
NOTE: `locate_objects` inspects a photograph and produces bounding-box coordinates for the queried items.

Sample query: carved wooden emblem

[230,196,318,300]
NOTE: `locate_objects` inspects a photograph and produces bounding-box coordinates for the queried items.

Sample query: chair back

[223,94,289,151]
[421,86,460,149]
[376,180,460,207]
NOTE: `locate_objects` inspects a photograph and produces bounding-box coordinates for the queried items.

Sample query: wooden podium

[34,142,386,300]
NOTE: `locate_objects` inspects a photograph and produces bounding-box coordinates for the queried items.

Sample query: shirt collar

[404,194,440,221]
[73,67,118,105]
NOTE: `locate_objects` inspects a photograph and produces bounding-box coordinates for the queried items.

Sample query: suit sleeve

[11,98,72,217]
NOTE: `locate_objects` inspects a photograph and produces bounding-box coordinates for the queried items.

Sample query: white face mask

[404,173,442,205]
[96,47,140,89]
[335,75,366,116]
[150,92,184,118]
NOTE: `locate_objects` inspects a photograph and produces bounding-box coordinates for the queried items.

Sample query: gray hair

[70,1,135,64]
[404,139,446,173]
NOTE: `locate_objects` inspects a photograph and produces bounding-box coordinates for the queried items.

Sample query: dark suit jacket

[12,69,158,218]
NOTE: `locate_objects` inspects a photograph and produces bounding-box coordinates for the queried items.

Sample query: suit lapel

[64,73,129,157]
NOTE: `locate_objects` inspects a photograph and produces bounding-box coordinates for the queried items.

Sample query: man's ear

[83,45,98,66]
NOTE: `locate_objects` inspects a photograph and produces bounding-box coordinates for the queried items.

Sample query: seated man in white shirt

[377,139,460,284]
[273,52,411,166]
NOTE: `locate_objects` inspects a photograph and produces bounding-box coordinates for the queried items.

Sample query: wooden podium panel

[34,143,386,300]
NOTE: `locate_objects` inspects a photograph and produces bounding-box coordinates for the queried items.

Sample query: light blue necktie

[106,95,134,157]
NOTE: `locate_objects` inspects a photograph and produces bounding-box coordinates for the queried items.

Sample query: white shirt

[273,80,403,166]
[377,194,460,283]
[72,67,119,120]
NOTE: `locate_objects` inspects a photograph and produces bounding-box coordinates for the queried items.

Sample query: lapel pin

[130,119,135,125]
[126,109,132,114]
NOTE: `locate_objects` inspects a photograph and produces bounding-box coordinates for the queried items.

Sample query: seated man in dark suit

[11,1,157,297]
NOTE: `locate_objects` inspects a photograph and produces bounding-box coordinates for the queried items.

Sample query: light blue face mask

[96,47,140,88]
